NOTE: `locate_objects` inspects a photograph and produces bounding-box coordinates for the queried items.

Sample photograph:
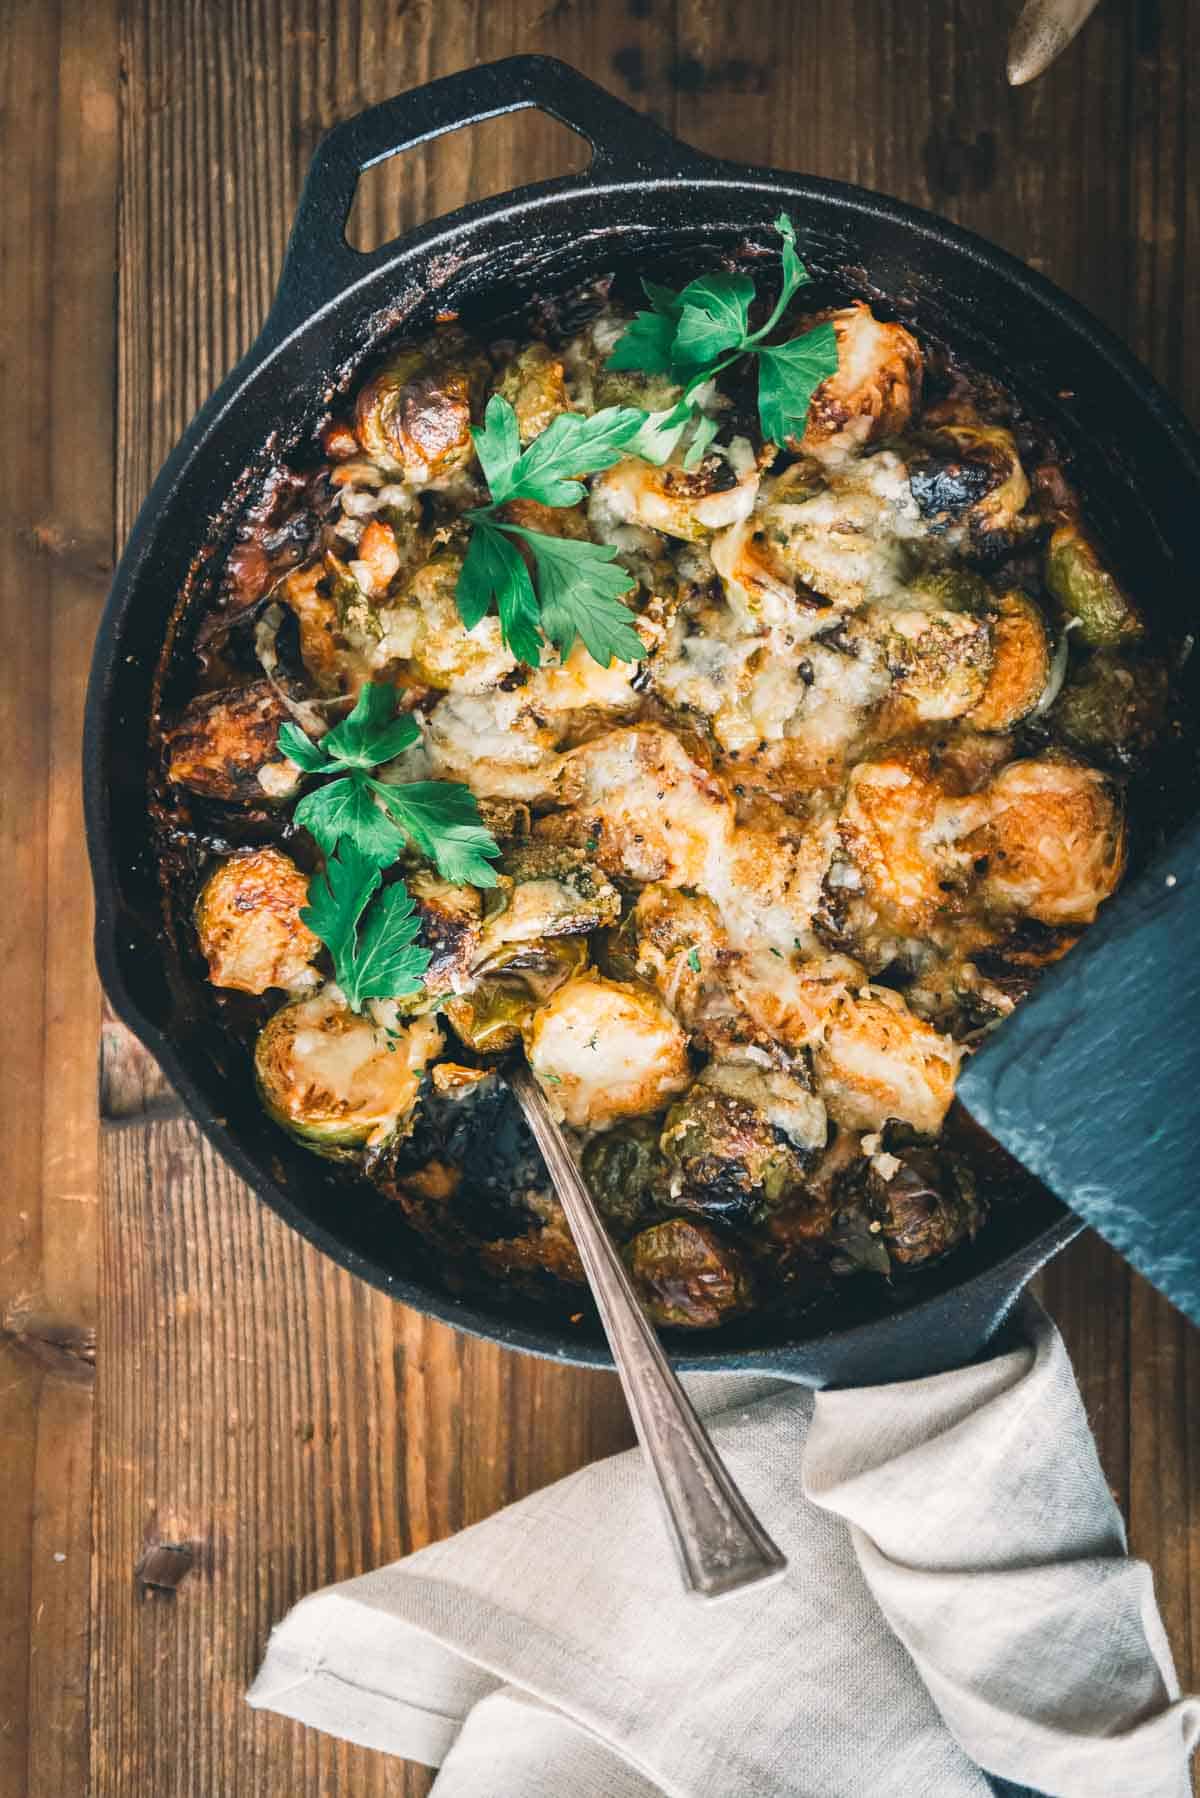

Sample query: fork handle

[508,1064,787,1599]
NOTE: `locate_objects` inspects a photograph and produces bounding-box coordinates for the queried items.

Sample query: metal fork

[507,1062,787,1600]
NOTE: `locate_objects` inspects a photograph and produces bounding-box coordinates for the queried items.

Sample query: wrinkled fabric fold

[249,1298,1197,1798]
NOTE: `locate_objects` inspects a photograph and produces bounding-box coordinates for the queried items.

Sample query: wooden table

[3,1,1197,1791]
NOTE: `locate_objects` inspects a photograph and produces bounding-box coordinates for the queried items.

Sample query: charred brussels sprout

[477,845,620,962]
[355,337,487,485]
[162,680,297,803]
[660,1062,825,1225]
[1051,651,1167,767]
[1044,521,1143,647]
[444,938,589,1055]
[908,422,1031,552]
[627,1219,752,1329]
[580,1119,670,1235]
[832,1142,983,1273]
[255,989,442,1158]
[196,847,321,995]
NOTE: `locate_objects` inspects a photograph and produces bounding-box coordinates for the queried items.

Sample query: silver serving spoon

[1007,0,1103,84]
[507,1061,787,1599]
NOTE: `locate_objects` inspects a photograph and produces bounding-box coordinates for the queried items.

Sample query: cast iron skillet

[84,56,1200,1384]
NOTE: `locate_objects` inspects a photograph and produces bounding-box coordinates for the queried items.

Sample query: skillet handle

[268,56,713,336]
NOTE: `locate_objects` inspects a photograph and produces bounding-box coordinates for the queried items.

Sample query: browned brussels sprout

[580,1119,670,1235]
[907,422,1031,552]
[1051,651,1167,767]
[798,303,923,456]
[493,343,570,444]
[832,1141,983,1273]
[444,938,589,1055]
[627,1218,752,1329]
[967,590,1052,732]
[355,337,487,485]
[196,846,321,995]
[407,872,484,996]
[477,845,620,962]
[1043,521,1143,647]
[162,680,296,803]
[660,1062,825,1225]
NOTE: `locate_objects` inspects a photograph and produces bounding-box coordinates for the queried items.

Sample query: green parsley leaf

[505,526,643,667]
[277,721,334,773]
[672,272,755,368]
[294,775,403,866]
[604,279,684,375]
[686,946,702,973]
[456,394,648,668]
[370,778,501,888]
[301,840,429,1011]
[682,412,720,472]
[756,323,839,446]
[322,682,422,769]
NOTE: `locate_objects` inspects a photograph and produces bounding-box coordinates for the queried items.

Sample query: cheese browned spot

[524,972,691,1129]
[196,847,321,995]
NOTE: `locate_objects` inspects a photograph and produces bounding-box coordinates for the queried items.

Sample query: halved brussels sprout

[881,607,994,722]
[660,1060,825,1225]
[626,884,728,1030]
[1051,650,1167,766]
[580,1119,670,1236]
[968,756,1125,925]
[524,970,692,1129]
[476,846,620,964]
[355,338,488,485]
[443,938,589,1055]
[255,988,442,1158]
[162,680,295,803]
[408,871,484,995]
[907,421,1031,552]
[905,567,994,614]
[967,590,1052,732]
[1044,521,1143,647]
[493,343,570,443]
[798,303,923,457]
[815,986,961,1137]
[589,450,761,545]
[626,1218,752,1329]
[196,847,321,995]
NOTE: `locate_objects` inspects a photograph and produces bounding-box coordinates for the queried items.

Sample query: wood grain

[0,0,1190,1792]
[0,0,118,1791]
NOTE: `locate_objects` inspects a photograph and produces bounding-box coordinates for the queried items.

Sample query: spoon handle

[508,1064,787,1599]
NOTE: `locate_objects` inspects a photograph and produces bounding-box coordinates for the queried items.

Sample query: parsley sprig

[607,214,839,451]
[279,682,500,887]
[456,396,648,671]
[301,838,430,1010]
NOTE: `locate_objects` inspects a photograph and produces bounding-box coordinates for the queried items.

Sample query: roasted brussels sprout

[580,1118,671,1235]
[836,751,955,936]
[493,342,570,443]
[660,1060,825,1224]
[798,303,923,457]
[354,337,487,485]
[969,756,1126,925]
[162,680,296,803]
[383,553,517,694]
[443,938,589,1054]
[904,567,995,615]
[833,1141,983,1271]
[195,847,320,995]
[255,989,442,1157]
[407,871,484,995]
[1044,521,1142,647]
[879,606,994,722]
[589,449,761,545]
[1051,650,1167,767]
[907,421,1031,552]
[524,971,692,1128]
[814,986,961,1136]
[278,561,342,690]
[477,846,620,962]
[627,1218,752,1329]
[967,590,1052,731]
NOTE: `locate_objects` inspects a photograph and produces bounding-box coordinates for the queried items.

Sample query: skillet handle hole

[345,112,590,254]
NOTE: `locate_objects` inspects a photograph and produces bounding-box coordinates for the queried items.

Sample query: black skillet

[84,57,1200,1383]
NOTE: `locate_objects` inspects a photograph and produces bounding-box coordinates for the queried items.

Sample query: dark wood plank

[0,1,119,1791]
[93,3,1199,1795]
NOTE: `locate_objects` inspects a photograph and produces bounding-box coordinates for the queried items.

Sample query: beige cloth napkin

[248,1299,1199,1797]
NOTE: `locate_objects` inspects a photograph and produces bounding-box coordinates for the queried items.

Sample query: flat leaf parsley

[456,396,648,671]
[606,214,839,453]
[301,838,430,1011]
[279,682,500,887]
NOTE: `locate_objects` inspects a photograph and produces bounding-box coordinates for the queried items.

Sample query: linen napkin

[248,1297,1199,1797]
